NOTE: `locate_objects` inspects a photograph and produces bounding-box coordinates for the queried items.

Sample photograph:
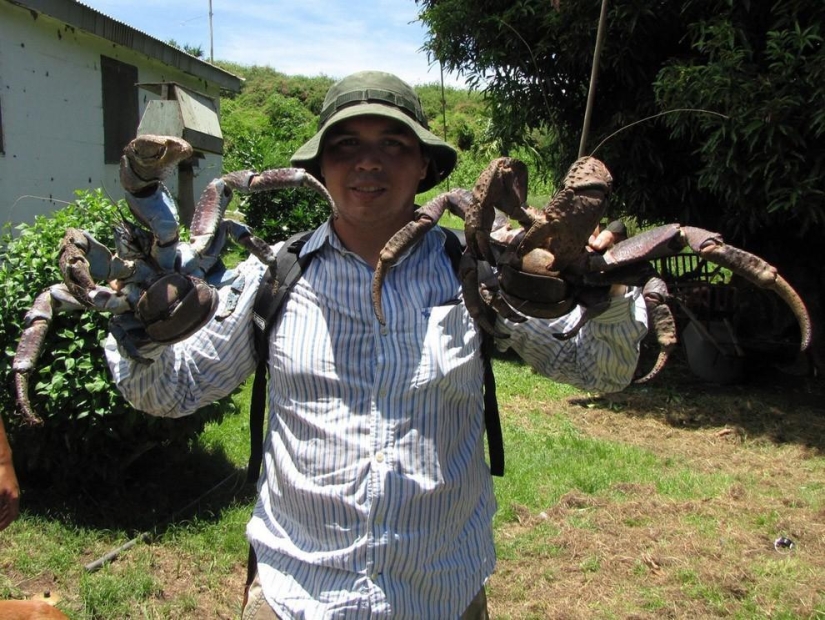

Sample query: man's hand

[588,220,628,252]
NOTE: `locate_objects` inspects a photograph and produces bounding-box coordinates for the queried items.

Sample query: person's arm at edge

[0,415,20,531]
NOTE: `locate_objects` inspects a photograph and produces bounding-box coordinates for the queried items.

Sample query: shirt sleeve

[104,256,267,417]
[495,286,649,393]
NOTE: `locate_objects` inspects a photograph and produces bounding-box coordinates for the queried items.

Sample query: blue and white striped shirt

[105,220,647,619]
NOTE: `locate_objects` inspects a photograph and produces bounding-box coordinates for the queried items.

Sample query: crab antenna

[589,109,730,157]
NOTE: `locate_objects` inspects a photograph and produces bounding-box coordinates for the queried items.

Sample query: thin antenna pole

[578,0,609,157]
[440,62,448,140]
[440,60,450,189]
[209,0,214,62]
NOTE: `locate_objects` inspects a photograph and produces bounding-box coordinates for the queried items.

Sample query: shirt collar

[298,219,334,257]
[300,217,450,265]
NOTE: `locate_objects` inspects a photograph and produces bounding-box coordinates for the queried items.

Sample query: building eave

[6,0,243,92]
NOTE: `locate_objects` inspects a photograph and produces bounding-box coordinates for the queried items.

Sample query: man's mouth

[351,185,384,194]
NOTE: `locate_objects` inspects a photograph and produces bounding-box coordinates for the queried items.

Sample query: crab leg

[59,228,133,314]
[593,224,812,351]
[222,168,336,218]
[634,277,678,383]
[12,285,86,426]
[121,135,194,272]
[680,227,811,350]
[372,189,473,325]
[187,168,336,270]
[186,177,278,269]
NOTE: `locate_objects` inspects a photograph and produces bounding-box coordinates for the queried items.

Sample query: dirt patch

[487,364,825,619]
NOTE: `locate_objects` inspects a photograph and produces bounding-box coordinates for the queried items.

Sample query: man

[106,71,647,619]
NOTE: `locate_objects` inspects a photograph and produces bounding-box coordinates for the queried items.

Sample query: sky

[79,0,469,88]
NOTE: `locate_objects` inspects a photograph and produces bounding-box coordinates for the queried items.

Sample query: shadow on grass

[570,347,825,453]
[17,426,256,535]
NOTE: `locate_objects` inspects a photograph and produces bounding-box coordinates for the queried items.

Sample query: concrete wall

[0,1,225,229]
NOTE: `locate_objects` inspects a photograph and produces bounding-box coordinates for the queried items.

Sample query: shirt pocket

[410,301,483,393]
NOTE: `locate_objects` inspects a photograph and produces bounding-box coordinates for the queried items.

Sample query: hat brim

[291,102,457,193]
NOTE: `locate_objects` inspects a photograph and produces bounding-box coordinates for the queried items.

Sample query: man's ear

[421,156,433,181]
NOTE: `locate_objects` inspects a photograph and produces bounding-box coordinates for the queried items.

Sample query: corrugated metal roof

[6,0,243,92]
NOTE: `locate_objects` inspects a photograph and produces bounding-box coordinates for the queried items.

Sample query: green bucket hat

[291,71,458,193]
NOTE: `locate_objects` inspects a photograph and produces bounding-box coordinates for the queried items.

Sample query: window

[100,56,138,163]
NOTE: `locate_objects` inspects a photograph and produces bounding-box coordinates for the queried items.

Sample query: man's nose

[354,145,383,170]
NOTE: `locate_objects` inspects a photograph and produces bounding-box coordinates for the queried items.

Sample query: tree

[166,39,205,58]
[416,0,824,372]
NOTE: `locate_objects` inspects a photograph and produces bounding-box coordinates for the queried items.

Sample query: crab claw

[680,227,812,351]
[59,228,133,313]
[120,135,193,194]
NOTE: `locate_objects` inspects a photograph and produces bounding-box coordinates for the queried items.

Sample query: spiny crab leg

[185,168,336,270]
[372,189,472,325]
[186,176,277,269]
[12,285,86,425]
[590,224,812,351]
[683,227,812,350]
[634,277,677,383]
[222,168,336,218]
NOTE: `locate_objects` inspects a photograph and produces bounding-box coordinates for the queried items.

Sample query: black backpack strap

[442,228,504,477]
[480,331,504,476]
[247,231,316,483]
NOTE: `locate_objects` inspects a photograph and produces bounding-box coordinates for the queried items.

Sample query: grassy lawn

[1,351,823,619]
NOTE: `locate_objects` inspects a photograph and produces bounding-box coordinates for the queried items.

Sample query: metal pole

[209,0,214,62]
[578,0,609,157]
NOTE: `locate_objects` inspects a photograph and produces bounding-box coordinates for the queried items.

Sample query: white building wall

[0,1,223,229]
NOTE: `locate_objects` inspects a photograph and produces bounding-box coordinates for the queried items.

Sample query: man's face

[319,115,429,228]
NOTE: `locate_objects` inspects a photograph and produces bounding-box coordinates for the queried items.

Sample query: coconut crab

[12,135,334,425]
[372,156,812,381]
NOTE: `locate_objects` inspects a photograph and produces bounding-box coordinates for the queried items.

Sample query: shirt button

[375,451,385,463]
[370,572,379,581]
[380,326,389,336]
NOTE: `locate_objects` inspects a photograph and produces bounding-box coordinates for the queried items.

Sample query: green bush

[0,190,227,486]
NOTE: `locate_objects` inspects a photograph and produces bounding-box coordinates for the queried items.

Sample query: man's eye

[332,137,358,147]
